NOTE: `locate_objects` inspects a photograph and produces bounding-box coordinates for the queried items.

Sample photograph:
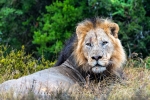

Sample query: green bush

[0,45,54,83]
[0,0,51,54]
[33,0,150,59]
[32,0,84,58]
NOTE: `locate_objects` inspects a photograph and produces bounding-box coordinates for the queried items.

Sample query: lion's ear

[76,25,84,39]
[76,21,93,39]
[109,23,119,38]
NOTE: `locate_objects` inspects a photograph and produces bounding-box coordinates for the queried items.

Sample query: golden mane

[73,18,126,73]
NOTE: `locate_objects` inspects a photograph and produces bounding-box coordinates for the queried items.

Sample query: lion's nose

[91,56,102,61]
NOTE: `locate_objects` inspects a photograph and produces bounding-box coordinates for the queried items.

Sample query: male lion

[0,17,126,97]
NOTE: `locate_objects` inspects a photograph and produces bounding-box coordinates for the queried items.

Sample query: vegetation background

[0,0,150,59]
[0,0,150,99]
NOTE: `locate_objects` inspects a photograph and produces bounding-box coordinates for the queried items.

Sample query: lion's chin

[92,66,106,73]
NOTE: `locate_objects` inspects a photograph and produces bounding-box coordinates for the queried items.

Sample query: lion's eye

[102,41,108,45]
[86,43,92,47]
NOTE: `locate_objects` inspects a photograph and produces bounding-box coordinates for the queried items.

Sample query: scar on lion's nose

[91,56,102,60]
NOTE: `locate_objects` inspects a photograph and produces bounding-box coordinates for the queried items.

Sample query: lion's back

[0,67,75,96]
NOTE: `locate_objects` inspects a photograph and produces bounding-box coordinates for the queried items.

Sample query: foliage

[145,57,150,69]
[0,0,51,55]
[32,0,115,59]
[0,0,150,59]
[32,0,84,58]
[110,0,150,58]
[32,0,150,59]
[0,45,54,83]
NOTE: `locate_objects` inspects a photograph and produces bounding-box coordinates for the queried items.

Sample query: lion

[0,17,126,97]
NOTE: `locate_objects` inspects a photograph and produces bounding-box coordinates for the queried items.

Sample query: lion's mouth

[91,64,106,73]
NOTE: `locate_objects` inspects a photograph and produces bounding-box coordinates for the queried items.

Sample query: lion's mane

[56,17,126,79]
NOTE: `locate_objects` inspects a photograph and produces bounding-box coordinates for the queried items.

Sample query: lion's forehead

[83,28,114,56]
[85,28,110,43]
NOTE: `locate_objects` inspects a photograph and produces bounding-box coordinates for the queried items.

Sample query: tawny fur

[73,18,126,76]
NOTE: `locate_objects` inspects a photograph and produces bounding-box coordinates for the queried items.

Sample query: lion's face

[83,28,114,73]
[74,18,126,75]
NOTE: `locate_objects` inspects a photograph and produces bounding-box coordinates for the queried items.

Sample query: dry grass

[0,58,150,100]
[107,67,150,100]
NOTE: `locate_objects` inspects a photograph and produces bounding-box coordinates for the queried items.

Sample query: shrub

[0,0,51,55]
[145,57,150,69]
[0,45,54,83]
[32,0,84,59]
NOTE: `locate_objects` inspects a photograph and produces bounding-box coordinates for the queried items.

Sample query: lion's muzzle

[92,66,106,73]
